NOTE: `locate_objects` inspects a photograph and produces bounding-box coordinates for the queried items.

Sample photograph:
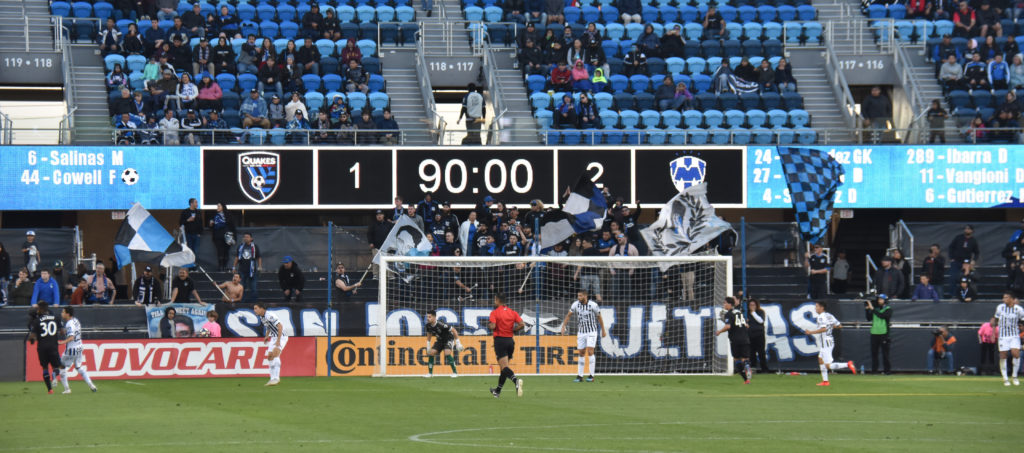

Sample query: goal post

[375,255,733,377]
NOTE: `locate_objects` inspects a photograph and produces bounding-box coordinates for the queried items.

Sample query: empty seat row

[466,4,817,24]
[542,126,818,145]
[53,1,415,23]
[536,107,809,129]
[947,89,1015,110]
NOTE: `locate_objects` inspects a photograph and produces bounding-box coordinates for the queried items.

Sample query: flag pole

[356,262,374,285]
[196,265,231,301]
[327,221,333,378]
[741,216,747,300]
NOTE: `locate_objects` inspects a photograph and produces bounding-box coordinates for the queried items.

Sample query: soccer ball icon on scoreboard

[669,156,707,193]
[121,168,139,185]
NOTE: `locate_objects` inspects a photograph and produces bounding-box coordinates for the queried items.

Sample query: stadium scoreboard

[746,145,1024,209]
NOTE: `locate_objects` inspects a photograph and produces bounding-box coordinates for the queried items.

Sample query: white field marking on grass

[123,381,145,385]
[0,439,406,451]
[408,420,1020,451]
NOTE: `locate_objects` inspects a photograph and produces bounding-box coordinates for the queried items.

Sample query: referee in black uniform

[27,302,64,394]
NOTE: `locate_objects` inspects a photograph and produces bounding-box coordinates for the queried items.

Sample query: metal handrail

[0,109,12,145]
[865,254,878,293]
[415,29,446,144]
[481,42,508,145]
[888,219,915,287]
[823,39,860,139]
[893,43,929,143]
[53,15,77,144]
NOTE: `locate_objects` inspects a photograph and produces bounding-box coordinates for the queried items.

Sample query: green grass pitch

[1,375,1021,452]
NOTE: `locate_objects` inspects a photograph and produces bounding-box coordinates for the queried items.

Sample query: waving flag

[538,175,607,248]
[777,147,845,243]
[372,215,433,264]
[114,203,195,268]
[640,183,731,266]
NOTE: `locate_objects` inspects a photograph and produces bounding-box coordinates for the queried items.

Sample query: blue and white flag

[373,215,433,264]
[539,175,607,249]
[777,147,845,243]
[114,203,195,268]
[640,183,731,267]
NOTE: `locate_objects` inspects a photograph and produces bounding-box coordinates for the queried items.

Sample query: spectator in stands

[133,265,162,306]
[544,0,564,24]
[573,237,602,301]
[519,22,542,49]
[703,5,727,40]
[861,86,891,130]
[258,56,284,99]
[122,24,144,56]
[978,34,1000,61]
[169,267,202,304]
[832,251,850,294]
[297,38,321,77]
[181,109,204,144]
[590,67,608,93]
[0,243,8,304]
[932,35,960,77]
[173,72,197,111]
[241,88,271,128]
[459,83,485,145]
[110,87,133,116]
[200,311,222,337]
[948,225,980,293]
[345,59,370,94]
[170,36,193,72]
[927,327,957,373]
[519,39,544,75]
[989,53,1010,89]
[179,197,202,261]
[218,6,238,37]
[287,109,311,144]
[955,276,978,301]
[21,231,40,277]
[237,34,259,74]
[312,110,334,144]
[84,263,116,304]
[755,59,776,93]
[159,307,177,337]
[660,24,686,59]
[546,61,572,92]
[655,76,677,111]
[167,18,190,45]
[333,263,362,300]
[8,269,32,305]
[554,94,577,129]
[775,58,797,92]
[733,57,756,83]
[31,268,61,306]
[977,2,1002,37]
[116,113,140,144]
[617,0,642,23]
[637,24,660,57]
[278,256,304,302]
[159,109,181,144]
[977,319,998,374]
[139,115,161,144]
[805,244,829,299]
[965,114,987,141]
[302,4,324,39]
[328,95,349,125]
[1010,55,1024,89]
[962,36,979,60]
[926,99,949,143]
[180,2,203,38]
[623,44,649,77]
[337,112,356,144]
[578,93,598,128]
[340,38,362,68]
[566,39,585,67]
[921,244,946,299]
[367,209,391,267]
[99,19,122,56]
[1004,34,1019,58]
[279,40,298,68]
[194,76,223,113]
[268,94,286,127]
[285,92,308,123]
[207,202,235,270]
[257,38,274,63]
[192,37,213,76]
[906,0,931,19]
[875,256,905,298]
[355,110,378,144]
[504,0,527,23]
[912,275,941,302]
[403,204,426,232]
[891,249,912,298]
[378,109,400,145]
[156,0,178,21]
[143,19,165,55]
[939,55,965,92]
[989,110,1019,141]
[952,2,976,38]
[233,232,260,303]
[711,60,735,94]
[571,60,591,92]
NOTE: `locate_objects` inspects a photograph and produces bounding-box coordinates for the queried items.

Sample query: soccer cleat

[573,376,583,383]
[516,379,523,397]
[47,390,53,395]
[816,381,830,387]
[450,373,458,378]
[62,389,72,394]
[264,379,280,387]
[90,385,97,393]
[585,375,594,382]
[744,380,750,384]
[1014,378,1020,386]
[1004,380,1011,386]
[424,374,432,378]
[489,387,500,398]
[847,361,857,375]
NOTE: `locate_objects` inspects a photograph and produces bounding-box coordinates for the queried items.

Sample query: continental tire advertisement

[316,336,579,376]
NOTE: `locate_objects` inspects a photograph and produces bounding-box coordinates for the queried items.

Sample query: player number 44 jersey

[814,312,840,346]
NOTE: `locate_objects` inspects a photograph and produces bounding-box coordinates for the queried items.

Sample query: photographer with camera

[927,326,957,374]
[865,294,893,374]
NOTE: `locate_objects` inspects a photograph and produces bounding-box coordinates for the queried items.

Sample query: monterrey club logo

[238,151,280,203]
[669,156,707,193]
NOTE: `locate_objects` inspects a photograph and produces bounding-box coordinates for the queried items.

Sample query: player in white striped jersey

[991,291,1024,386]
[57,307,96,394]
[254,303,288,386]
[559,290,605,382]
[803,301,856,386]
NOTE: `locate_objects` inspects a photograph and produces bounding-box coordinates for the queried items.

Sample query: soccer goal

[374,255,733,377]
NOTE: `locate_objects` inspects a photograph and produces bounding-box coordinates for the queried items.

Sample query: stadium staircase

[490,60,543,144]
[899,48,964,144]
[69,46,115,144]
[787,49,856,143]
[0,0,53,51]
[382,60,438,145]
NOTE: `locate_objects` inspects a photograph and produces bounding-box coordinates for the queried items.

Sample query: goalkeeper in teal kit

[424,309,464,378]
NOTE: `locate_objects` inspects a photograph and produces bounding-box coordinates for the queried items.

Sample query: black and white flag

[538,175,607,248]
[640,183,731,265]
[114,203,195,268]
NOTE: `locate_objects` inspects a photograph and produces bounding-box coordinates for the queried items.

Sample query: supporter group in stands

[507,1,818,145]
[53,0,413,145]
[868,0,1024,142]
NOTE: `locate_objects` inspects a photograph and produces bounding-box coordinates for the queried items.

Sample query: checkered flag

[777,147,845,243]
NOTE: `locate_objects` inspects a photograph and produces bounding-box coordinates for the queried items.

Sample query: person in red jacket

[548,61,572,92]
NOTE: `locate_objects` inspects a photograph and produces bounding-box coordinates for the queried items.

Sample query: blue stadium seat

[526,74,546,93]
[763,22,783,41]
[746,109,766,128]
[625,23,644,41]
[767,109,788,128]
[661,110,681,128]
[682,110,703,128]
[601,6,619,23]
[277,4,297,22]
[757,5,776,22]
[464,6,483,21]
[530,92,551,111]
[724,109,745,128]
[605,23,625,41]
[599,110,620,128]
[683,23,703,41]
[487,23,508,45]
[665,57,686,74]
[688,128,708,144]
[400,23,418,44]
[104,54,125,72]
[362,56,381,74]
[934,20,954,37]
[719,93,739,110]
[239,21,258,37]
[357,39,377,57]
[280,21,299,39]
[305,91,325,112]
[377,5,395,22]
[544,130,560,144]
[722,39,741,58]
[581,6,600,23]
[125,54,146,73]
[301,74,322,92]
[679,5,698,23]
[338,6,356,22]
[609,75,629,94]
[237,4,256,21]
[320,74,341,93]
[701,39,721,58]
[535,110,553,129]
[396,6,416,22]
[646,129,666,144]
[777,5,797,21]
[634,93,655,111]
[686,57,706,75]
[804,23,823,44]
[972,90,992,108]
[357,5,376,22]
[93,2,113,20]
[775,127,794,144]
[128,72,145,91]
[221,91,240,111]
[731,127,751,145]
[613,92,635,110]
[763,39,783,57]
[368,92,389,111]
[739,92,761,110]
[888,4,906,19]
[660,6,679,23]
[629,74,651,92]
[216,73,237,92]
[238,73,258,92]
[788,109,810,127]
[718,5,737,21]
[72,1,91,18]
[361,23,380,42]
[560,130,581,145]
[260,21,279,39]
[248,129,267,145]
[256,4,276,21]
[784,22,802,44]
[751,127,773,144]
[347,92,368,111]
[692,74,712,92]
[797,5,817,21]
[593,92,614,110]
[782,92,804,109]
[796,128,817,144]
[743,22,763,41]
[703,110,724,128]
[667,128,686,144]
[51,1,72,17]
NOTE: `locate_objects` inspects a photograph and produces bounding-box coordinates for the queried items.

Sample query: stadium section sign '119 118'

[746,145,1024,208]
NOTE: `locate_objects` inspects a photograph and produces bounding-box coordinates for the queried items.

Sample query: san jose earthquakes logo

[238,151,280,203]
[669,156,707,193]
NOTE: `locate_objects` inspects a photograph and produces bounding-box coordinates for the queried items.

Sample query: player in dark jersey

[714,296,753,384]
[424,309,465,378]
[488,293,525,398]
[27,302,64,394]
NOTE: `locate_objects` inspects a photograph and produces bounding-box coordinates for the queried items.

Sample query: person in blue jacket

[31,268,61,306]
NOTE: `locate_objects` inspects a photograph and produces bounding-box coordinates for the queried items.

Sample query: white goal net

[373,255,733,376]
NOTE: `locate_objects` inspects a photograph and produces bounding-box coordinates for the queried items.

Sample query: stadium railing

[893,43,930,143]
[823,37,860,137]
[0,110,12,145]
[414,25,446,145]
[887,219,915,286]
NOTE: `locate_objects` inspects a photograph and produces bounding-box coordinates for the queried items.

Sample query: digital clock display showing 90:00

[395,149,554,206]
